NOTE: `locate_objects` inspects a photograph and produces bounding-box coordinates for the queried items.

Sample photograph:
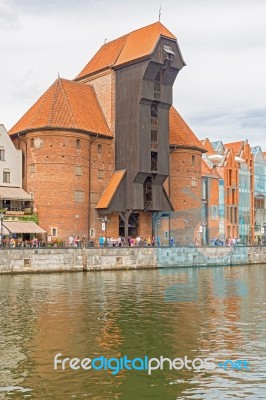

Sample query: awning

[96,170,126,209]
[1,221,46,234]
[0,187,32,200]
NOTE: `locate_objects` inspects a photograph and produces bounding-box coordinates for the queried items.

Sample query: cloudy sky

[0,0,266,149]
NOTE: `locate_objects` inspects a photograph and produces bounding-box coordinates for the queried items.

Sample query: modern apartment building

[252,146,266,244]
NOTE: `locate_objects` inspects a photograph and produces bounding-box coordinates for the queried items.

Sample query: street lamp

[101,216,109,247]
[0,212,3,249]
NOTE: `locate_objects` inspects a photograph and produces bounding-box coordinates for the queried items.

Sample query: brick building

[201,139,254,244]
[9,22,202,244]
[201,157,221,244]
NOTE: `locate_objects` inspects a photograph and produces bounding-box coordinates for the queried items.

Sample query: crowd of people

[3,236,41,248]
[210,237,242,246]
[98,235,155,247]
[97,235,176,247]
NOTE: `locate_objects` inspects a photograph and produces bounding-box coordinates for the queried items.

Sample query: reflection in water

[0,265,266,399]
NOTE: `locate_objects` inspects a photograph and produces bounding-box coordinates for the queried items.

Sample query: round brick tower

[169,107,205,244]
[9,78,113,243]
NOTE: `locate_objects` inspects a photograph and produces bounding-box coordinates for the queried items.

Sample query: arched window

[3,168,10,183]
[0,147,5,161]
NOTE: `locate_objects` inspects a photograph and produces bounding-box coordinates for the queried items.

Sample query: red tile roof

[169,106,205,152]
[200,138,215,154]
[9,78,112,137]
[96,170,126,209]
[76,22,177,79]
[224,141,243,156]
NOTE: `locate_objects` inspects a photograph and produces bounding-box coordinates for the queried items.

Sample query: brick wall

[138,211,152,239]
[79,70,116,134]
[169,148,203,244]
[13,130,115,243]
[206,177,220,240]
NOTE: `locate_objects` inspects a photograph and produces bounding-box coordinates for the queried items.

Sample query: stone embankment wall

[0,246,266,274]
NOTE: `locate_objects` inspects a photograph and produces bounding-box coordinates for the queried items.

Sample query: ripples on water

[0,265,266,399]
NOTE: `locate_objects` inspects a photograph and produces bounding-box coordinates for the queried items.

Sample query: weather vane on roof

[159,4,161,21]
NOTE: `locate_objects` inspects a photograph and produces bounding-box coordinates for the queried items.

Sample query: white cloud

[0,0,266,149]
[0,0,19,30]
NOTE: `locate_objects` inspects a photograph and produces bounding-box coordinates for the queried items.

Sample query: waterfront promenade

[1,245,266,274]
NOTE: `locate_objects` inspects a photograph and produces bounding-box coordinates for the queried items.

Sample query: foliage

[18,214,39,223]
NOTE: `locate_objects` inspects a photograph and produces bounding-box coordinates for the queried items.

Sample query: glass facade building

[252,146,266,243]
[239,163,251,243]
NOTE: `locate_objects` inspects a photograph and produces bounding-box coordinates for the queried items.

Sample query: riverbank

[1,245,266,274]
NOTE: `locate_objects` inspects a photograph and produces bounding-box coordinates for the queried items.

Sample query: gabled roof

[96,170,126,209]
[9,78,112,137]
[75,22,177,79]
[201,159,221,178]
[169,106,205,152]
[200,138,215,154]
[224,141,243,156]
[212,140,225,154]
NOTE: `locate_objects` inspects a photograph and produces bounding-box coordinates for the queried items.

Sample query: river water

[0,265,266,399]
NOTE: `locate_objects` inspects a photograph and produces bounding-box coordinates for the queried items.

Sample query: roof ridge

[112,35,128,66]
[126,21,176,39]
[76,21,177,79]
[57,77,77,128]
[101,33,128,47]
[47,78,60,126]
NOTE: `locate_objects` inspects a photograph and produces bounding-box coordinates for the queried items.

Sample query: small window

[74,190,84,202]
[90,192,99,203]
[211,206,218,220]
[228,169,232,186]
[75,166,82,176]
[0,147,5,161]
[98,144,102,154]
[76,139,80,149]
[90,228,95,238]
[3,169,10,183]
[154,71,161,97]
[151,102,158,118]
[151,152,158,171]
[192,155,195,166]
[191,178,197,187]
[30,138,34,148]
[97,169,104,179]
[151,130,157,143]
[30,164,35,174]
[51,227,57,237]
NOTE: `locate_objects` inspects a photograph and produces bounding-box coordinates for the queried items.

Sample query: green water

[0,265,266,399]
